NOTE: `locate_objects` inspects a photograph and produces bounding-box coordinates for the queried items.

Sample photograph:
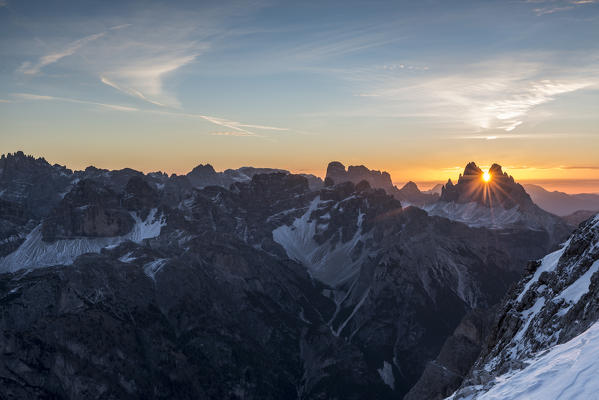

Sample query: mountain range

[522,183,599,216]
[0,151,595,399]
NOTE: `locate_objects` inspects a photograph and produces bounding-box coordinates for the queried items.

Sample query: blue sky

[0,0,598,188]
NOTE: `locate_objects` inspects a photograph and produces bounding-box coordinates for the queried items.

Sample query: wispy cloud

[100,76,166,107]
[560,165,599,169]
[529,0,599,15]
[286,28,402,61]
[12,93,138,112]
[99,53,200,108]
[18,32,106,75]
[0,1,7,8]
[13,92,288,137]
[343,56,599,132]
[0,99,12,103]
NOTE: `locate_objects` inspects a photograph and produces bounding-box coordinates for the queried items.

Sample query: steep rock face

[452,213,599,399]
[123,175,160,212]
[41,180,134,241]
[0,198,31,257]
[405,308,496,400]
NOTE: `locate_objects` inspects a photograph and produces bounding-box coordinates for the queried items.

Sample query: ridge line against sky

[0,0,598,187]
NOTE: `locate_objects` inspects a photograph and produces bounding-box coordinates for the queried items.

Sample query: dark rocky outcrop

[41,180,134,241]
[405,308,496,400]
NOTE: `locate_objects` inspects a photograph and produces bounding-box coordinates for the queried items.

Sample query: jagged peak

[189,163,217,175]
[463,161,482,176]
[489,163,504,176]
[1,151,48,165]
[438,161,535,210]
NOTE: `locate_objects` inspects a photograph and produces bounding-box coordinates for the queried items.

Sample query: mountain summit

[440,162,533,210]
[425,162,570,236]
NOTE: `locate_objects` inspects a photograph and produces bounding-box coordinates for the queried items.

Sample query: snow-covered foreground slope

[449,320,599,400]
[0,209,165,273]
[450,214,599,399]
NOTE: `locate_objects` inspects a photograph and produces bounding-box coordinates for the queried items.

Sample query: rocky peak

[324,161,394,192]
[463,161,482,176]
[397,180,439,206]
[439,162,533,210]
[0,151,68,175]
[399,181,420,195]
[0,151,74,218]
[325,161,347,184]
[189,163,217,177]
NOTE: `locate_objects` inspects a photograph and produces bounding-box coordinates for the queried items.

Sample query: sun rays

[483,171,491,183]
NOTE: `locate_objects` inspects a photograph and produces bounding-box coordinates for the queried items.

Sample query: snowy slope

[0,208,166,273]
[272,196,370,287]
[422,201,566,234]
[448,320,599,400]
[423,202,522,229]
[450,213,599,399]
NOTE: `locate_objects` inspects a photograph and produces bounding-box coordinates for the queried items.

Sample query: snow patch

[272,197,369,287]
[516,245,566,303]
[554,259,599,311]
[0,208,166,273]
[423,201,522,229]
[143,259,167,281]
[377,361,395,390]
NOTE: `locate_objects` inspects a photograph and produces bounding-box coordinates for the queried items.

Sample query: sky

[0,0,598,192]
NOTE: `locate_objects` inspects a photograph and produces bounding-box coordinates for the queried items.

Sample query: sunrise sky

[1,0,598,192]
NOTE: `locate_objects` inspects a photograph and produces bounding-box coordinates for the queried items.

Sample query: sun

[482,171,491,183]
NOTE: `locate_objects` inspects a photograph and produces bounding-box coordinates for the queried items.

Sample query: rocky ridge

[450,213,599,399]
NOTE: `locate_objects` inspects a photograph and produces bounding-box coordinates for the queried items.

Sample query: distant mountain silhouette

[522,183,599,216]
